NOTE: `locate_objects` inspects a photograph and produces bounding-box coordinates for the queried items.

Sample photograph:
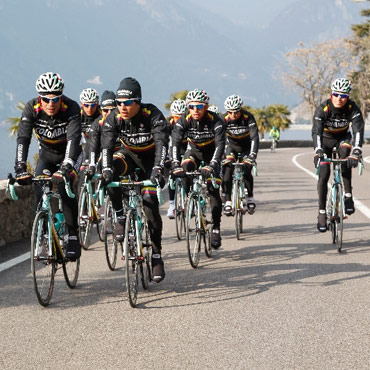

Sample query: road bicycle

[100,178,163,307]
[78,171,104,250]
[271,137,278,152]
[317,150,363,252]
[7,173,80,306]
[231,155,258,240]
[169,175,186,240]
[185,168,218,268]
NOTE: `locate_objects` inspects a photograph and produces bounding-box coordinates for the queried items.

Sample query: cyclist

[171,89,225,249]
[14,72,83,259]
[312,77,364,232]
[221,94,259,216]
[88,90,117,176]
[269,126,280,145]
[101,77,169,283]
[208,105,220,115]
[166,99,187,219]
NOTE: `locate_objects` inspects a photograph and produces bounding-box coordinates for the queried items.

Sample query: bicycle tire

[124,209,139,307]
[204,228,212,258]
[78,186,93,250]
[103,196,118,270]
[140,218,152,289]
[96,204,105,242]
[327,188,336,244]
[335,184,344,252]
[186,193,201,268]
[235,182,243,240]
[175,180,186,240]
[63,255,80,289]
[31,210,56,307]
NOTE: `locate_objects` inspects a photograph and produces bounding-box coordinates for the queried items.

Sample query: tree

[164,90,189,112]
[266,104,291,131]
[5,101,25,137]
[279,39,356,117]
[349,7,370,115]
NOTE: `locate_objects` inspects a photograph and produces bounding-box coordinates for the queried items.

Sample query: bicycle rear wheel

[124,209,139,307]
[175,181,186,240]
[104,196,118,270]
[186,194,201,268]
[140,218,152,290]
[63,253,80,289]
[31,211,55,307]
[78,186,93,250]
[335,184,344,252]
[204,228,212,258]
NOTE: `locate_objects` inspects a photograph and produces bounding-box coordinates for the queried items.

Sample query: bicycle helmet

[224,94,243,112]
[185,89,210,104]
[208,105,220,114]
[80,88,99,103]
[36,72,64,95]
[331,78,352,94]
[170,99,186,115]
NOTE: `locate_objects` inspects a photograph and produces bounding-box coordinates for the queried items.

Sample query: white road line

[363,156,370,164]
[0,252,30,273]
[292,152,370,220]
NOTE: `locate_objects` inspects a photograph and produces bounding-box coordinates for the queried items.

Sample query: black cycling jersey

[101,104,169,169]
[221,108,259,154]
[171,109,225,164]
[81,108,101,139]
[312,98,364,151]
[15,95,81,166]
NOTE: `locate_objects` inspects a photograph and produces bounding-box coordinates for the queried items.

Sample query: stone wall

[0,180,33,246]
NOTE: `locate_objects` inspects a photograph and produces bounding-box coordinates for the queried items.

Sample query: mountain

[0,0,367,120]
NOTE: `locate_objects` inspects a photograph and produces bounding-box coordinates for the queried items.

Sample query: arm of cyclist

[87,117,103,177]
[170,116,187,177]
[347,103,365,168]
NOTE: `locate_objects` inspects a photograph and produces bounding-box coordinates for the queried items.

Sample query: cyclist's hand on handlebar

[313,148,324,168]
[86,164,96,180]
[248,152,257,162]
[347,148,361,168]
[150,166,165,188]
[14,162,32,186]
[102,168,113,185]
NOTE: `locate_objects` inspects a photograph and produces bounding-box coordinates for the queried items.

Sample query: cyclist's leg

[338,139,354,215]
[222,146,236,215]
[181,150,199,193]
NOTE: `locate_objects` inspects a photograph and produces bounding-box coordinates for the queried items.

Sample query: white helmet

[224,94,243,112]
[80,88,99,103]
[186,89,210,104]
[208,105,220,114]
[36,72,64,95]
[331,78,352,94]
[170,99,186,115]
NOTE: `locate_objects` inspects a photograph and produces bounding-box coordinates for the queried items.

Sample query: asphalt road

[1,146,370,370]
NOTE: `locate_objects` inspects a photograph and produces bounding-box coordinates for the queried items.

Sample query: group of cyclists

[13,72,365,284]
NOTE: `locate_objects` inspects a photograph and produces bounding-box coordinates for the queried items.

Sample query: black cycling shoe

[65,235,81,260]
[317,212,327,233]
[344,196,355,215]
[211,229,222,249]
[114,216,126,242]
[152,254,165,283]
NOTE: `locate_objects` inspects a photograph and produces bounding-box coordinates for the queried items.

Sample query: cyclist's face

[81,102,99,116]
[227,110,241,120]
[40,94,62,116]
[116,99,141,119]
[101,106,115,119]
[331,93,349,109]
[188,102,207,120]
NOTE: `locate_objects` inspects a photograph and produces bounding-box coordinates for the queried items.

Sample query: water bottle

[200,197,206,212]
[54,211,65,238]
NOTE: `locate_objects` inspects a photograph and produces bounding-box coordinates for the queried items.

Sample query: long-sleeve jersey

[312,98,364,151]
[15,95,81,165]
[171,110,225,164]
[81,108,101,139]
[101,104,169,169]
[221,109,259,154]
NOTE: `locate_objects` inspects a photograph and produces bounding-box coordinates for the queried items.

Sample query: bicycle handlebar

[315,157,364,176]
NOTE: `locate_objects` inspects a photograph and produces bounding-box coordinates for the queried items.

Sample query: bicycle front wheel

[104,196,118,271]
[78,186,93,250]
[124,209,139,307]
[63,254,80,289]
[186,193,201,268]
[334,184,344,252]
[204,228,212,258]
[175,181,186,240]
[234,182,243,240]
[31,211,55,307]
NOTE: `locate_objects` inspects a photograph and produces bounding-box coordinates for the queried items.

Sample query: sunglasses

[40,96,61,104]
[332,92,349,99]
[83,102,98,108]
[188,104,206,110]
[116,99,140,107]
[102,108,115,113]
